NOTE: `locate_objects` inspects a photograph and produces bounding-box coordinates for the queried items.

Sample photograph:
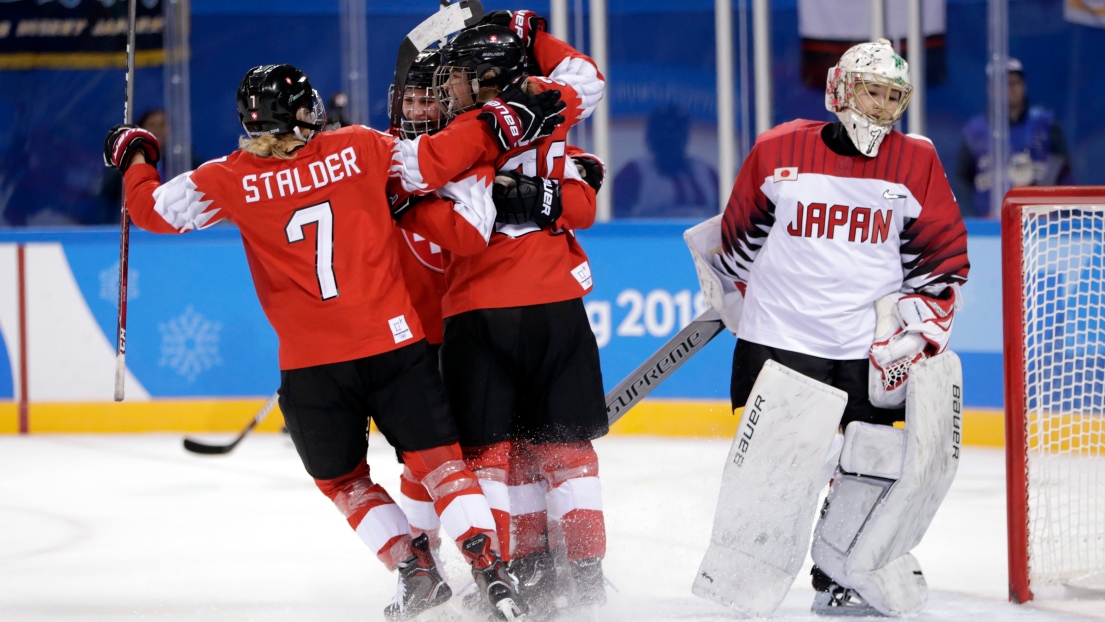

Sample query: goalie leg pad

[693,360,847,617]
[812,352,963,616]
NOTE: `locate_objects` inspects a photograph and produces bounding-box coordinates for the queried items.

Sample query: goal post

[1002,186,1105,603]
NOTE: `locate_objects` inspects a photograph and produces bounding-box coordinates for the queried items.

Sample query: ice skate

[508,550,559,621]
[810,566,885,617]
[462,534,528,621]
[385,534,453,621]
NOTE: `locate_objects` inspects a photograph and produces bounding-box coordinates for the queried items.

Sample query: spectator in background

[613,103,719,219]
[327,92,351,128]
[956,58,1074,218]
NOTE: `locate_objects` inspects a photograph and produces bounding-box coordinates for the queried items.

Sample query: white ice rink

[1,433,1103,621]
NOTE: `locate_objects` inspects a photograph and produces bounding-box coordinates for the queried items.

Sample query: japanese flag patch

[773,167,798,182]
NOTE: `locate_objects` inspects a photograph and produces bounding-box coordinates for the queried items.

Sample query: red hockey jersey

[401,31,605,318]
[124,123,498,369]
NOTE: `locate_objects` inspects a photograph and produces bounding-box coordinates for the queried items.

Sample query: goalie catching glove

[869,286,960,407]
[479,77,566,151]
[492,171,562,227]
[103,124,161,173]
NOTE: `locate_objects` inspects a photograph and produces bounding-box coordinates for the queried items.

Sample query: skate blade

[494,598,526,621]
[811,593,886,617]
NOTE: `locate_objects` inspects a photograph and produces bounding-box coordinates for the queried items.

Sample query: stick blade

[182,437,237,455]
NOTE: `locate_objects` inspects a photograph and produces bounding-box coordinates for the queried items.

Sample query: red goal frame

[1001,186,1105,604]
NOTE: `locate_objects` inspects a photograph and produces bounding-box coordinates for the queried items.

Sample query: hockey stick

[113,0,138,402]
[182,393,280,455]
[606,308,726,425]
[392,0,484,100]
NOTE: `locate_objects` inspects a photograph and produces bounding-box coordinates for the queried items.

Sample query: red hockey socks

[461,441,513,560]
[398,465,442,551]
[508,440,551,560]
[534,441,606,562]
[314,461,412,570]
[403,443,498,554]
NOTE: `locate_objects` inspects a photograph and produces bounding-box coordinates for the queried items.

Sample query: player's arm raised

[105,124,226,234]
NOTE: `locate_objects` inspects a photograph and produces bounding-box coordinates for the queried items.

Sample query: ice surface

[0,434,1102,621]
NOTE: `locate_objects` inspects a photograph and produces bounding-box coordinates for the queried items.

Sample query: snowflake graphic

[159,306,222,382]
[99,261,140,306]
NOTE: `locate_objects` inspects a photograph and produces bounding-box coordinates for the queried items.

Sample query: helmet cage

[843,72,913,127]
[390,84,447,139]
[433,64,483,120]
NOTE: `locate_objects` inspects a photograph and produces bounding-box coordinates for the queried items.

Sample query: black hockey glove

[571,153,606,193]
[479,78,565,152]
[493,171,562,228]
[103,124,161,173]
[388,191,426,221]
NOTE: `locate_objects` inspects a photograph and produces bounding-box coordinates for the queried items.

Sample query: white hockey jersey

[718,120,969,360]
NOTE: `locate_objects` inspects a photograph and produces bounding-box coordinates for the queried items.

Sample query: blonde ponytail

[238,133,305,160]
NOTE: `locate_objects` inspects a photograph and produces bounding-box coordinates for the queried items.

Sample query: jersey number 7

[286,201,338,300]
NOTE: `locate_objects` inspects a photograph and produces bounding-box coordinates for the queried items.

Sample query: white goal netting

[1018,205,1105,591]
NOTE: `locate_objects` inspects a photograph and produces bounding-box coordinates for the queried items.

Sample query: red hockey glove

[478,78,565,151]
[492,171,562,228]
[103,124,160,173]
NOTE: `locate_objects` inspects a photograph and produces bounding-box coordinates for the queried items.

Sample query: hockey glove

[479,78,565,152]
[492,171,562,228]
[103,124,160,172]
[388,191,426,221]
[572,153,606,192]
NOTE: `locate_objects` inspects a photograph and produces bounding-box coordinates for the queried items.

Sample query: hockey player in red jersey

[688,40,969,618]
[103,63,567,621]
[385,16,610,619]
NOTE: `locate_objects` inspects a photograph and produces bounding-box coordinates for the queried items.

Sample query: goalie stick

[182,393,280,455]
[606,308,726,425]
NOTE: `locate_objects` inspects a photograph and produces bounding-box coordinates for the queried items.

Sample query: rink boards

[0,222,1005,443]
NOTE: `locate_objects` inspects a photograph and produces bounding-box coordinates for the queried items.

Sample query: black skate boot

[810,566,885,617]
[508,550,559,621]
[569,557,606,607]
[384,534,453,621]
[462,533,528,621]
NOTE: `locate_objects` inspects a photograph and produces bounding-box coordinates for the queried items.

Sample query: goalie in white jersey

[688,39,969,617]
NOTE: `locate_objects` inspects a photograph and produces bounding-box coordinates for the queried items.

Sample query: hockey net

[1003,187,1105,603]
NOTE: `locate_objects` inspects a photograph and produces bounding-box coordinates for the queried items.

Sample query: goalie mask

[237,64,325,140]
[434,24,527,120]
[825,39,914,157]
[389,50,447,139]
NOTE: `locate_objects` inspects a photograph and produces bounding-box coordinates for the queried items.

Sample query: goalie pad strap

[693,360,847,617]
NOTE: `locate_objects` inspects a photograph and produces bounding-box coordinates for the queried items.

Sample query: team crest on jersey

[402,229,444,274]
[773,167,798,183]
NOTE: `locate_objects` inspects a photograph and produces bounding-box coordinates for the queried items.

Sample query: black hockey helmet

[439,24,527,89]
[388,50,447,139]
[384,50,444,139]
[237,64,325,138]
[435,25,527,118]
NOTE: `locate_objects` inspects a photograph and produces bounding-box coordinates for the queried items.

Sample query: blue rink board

[0,222,1006,407]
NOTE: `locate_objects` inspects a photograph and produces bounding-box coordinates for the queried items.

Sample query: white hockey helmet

[825,39,914,157]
